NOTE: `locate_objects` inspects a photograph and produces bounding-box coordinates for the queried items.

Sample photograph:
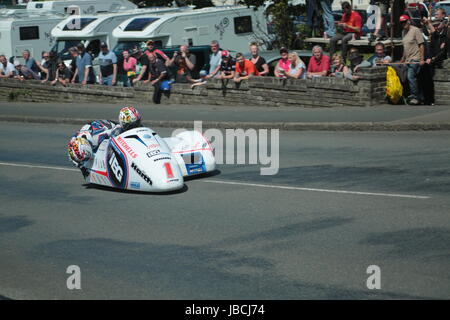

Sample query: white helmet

[68,137,93,163]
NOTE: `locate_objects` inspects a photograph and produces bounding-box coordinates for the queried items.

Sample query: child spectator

[122,49,137,87]
[216,50,235,80]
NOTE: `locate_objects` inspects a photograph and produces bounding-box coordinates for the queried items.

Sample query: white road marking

[0,161,430,199]
[202,180,431,199]
[0,161,78,172]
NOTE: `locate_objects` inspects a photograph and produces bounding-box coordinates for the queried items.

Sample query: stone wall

[0,66,403,108]
[434,60,450,105]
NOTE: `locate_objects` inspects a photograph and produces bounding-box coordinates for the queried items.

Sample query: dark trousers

[330,33,354,61]
[152,82,162,104]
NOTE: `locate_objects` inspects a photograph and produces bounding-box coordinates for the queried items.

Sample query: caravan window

[124,18,159,31]
[234,16,253,34]
[19,26,39,40]
[63,18,98,31]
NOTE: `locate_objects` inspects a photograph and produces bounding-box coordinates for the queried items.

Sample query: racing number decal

[108,152,123,183]
[164,162,174,179]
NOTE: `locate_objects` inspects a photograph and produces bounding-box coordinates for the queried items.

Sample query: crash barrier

[0,64,449,107]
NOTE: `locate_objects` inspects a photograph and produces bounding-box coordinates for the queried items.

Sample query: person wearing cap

[307,45,330,79]
[167,45,196,83]
[144,40,169,65]
[329,1,362,62]
[249,42,268,76]
[147,53,169,104]
[131,45,150,84]
[0,55,15,78]
[13,60,40,81]
[97,42,118,86]
[72,43,96,85]
[216,50,236,80]
[274,47,291,78]
[234,52,257,86]
[400,14,425,105]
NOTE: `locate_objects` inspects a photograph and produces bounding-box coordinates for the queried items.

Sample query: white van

[26,0,137,15]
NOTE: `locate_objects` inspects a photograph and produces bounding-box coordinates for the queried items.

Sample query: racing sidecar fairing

[85,127,215,192]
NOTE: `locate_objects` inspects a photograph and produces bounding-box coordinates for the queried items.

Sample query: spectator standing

[205,40,222,78]
[249,42,269,76]
[37,51,51,81]
[400,14,425,105]
[330,1,362,62]
[280,52,306,79]
[68,47,79,83]
[22,50,40,74]
[422,8,448,67]
[73,43,96,85]
[147,53,169,104]
[131,46,150,84]
[122,49,137,87]
[274,47,291,78]
[97,42,118,86]
[307,45,330,78]
[372,0,390,40]
[234,52,257,86]
[13,60,40,80]
[167,45,196,83]
[0,55,15,78]
[51,61,73,86]
[320,0,336,38]
[145,40,169,64]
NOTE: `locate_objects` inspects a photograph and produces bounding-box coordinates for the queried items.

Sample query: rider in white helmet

[68,106,142,177]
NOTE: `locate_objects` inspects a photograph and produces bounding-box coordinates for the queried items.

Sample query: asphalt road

[0,122,449,299]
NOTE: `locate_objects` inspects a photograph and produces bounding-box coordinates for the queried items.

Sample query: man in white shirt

[0,55,15,78]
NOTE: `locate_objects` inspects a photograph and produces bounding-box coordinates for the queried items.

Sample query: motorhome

[51,6,193,62]
[112,5,271,54]
[25,0,137,15]
[0,9,67,59]
[0,0,139,61]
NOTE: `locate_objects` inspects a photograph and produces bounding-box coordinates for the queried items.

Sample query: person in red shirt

[234,52,257,86]
[307,45,330,78]
[329,1,362,62]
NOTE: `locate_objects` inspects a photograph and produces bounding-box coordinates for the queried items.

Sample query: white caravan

[112,5,271,54]
[25,0,137,15]
[0,0,139,61]
[51,6,193,62]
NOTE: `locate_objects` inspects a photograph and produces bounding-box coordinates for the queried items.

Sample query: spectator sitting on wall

[215,50,235,80]
[22,50,40,74]
[307,45,330,78]
[0,54,15,78]
[147,52,169,104]
[51,61,73,87]
[355,42,392,71]
[249,42,269,76]
[131,46,150,84]
[122,49,137,87]
[145,40,169,65]
[330,53,359,81]
[98,42,118,86]
[278,52,306,79]
[72,43,96,85]
[330,1,362,62]
[234,52,257,86]
[13,60,40,81]
[205,40,222,79]
[274,47,291,78]
[191,70,208,88]
[167,45,196,83]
